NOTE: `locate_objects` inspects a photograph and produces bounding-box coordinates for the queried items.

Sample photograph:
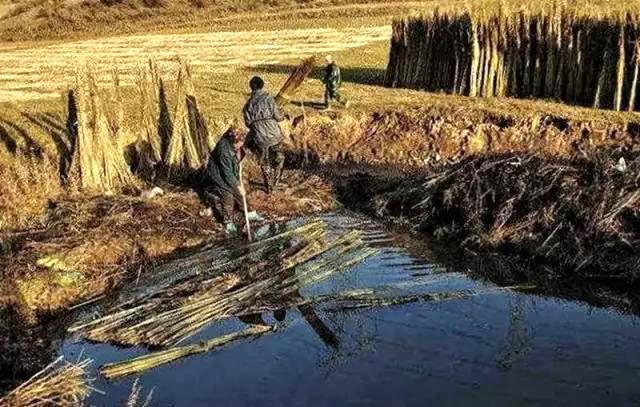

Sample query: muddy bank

[0,167,334,320]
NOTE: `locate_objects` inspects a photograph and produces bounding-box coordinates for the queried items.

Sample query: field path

[0,25,391,103]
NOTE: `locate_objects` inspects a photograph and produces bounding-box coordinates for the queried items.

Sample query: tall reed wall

[385,9,640,111]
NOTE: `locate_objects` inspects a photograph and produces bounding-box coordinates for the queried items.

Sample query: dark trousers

[204,186,247,224]
[247,141,285,193]
[325,87,348,107]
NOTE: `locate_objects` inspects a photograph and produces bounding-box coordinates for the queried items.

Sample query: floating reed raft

[70,220,377,348]
[0,357,94,407]
[385,6,640,111]
[101,325,274,380]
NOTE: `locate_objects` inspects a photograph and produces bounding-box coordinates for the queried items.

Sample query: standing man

[323,55,350,109]
[243,76,287,194]
[204,125,262,235]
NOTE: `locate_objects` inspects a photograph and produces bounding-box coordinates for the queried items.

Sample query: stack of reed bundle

[0,357,94,407]
[164,59,210,176]
[275,55,317,106]
[69,220,377,348]
[69,67,135,192]
[385,6,640,111]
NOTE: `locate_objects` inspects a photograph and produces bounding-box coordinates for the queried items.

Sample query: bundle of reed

[385,6,640,112]
[70,222,375,348]
[101,325,274,380]
[164,59,209,176]
[134,59,163,180]
[275,55,316,106]
[0,357,94,407]
[69,67,135,192]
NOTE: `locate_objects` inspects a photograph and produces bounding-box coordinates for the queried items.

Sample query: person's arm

[334,65,341,86]
[269,95,286,122]
[243,101,252,128]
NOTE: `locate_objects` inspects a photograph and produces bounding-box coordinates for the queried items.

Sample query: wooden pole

[239,163,252,242]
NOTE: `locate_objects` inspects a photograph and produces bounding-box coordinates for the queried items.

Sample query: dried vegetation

[386,2,640,111]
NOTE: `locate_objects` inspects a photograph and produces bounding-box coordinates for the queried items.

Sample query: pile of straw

[0,357,93,407]
[385,6,640,111]
[70,220,377,348]
[368,150,640,285]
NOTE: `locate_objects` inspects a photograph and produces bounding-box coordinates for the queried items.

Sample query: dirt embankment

[288,107,640,167]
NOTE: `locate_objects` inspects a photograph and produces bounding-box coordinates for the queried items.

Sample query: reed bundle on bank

[385,6,640,111]
[69,67,135,192]
[165,59,210,175]
[0,357,93,407]
[134,59,164,180]
[70,220,377,348]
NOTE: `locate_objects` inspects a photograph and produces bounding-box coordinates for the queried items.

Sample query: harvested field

[0,25,390,103]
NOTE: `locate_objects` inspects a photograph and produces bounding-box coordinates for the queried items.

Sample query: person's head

[325,55,334,64]
[224,125,246,150]
[249,76,265,92]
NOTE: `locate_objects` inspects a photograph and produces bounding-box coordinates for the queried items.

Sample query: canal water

[62,212,640,406]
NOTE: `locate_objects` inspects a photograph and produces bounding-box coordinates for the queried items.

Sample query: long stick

[239,162,252,242]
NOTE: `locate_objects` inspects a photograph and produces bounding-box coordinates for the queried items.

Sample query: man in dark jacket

[323,55,350,109]
[205,126,262,234]
[243,76,286,194]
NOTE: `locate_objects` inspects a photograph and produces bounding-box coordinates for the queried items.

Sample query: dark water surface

[62,213,640,406]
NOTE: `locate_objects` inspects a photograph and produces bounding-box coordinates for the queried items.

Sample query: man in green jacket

[323,55,350,109]
[205,126,262,234]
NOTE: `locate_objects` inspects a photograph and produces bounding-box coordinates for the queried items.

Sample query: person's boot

[224,222,237,236]
[273,167,283,189]
[247,211,265,222]
[261,166,272,194]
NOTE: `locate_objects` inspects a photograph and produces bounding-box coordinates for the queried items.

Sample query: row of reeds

[67,57,213,193]
[385,6,640,111]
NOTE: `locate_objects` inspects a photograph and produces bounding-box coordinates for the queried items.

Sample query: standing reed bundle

[385,6,640,111]
[134,59,163,180]
[275,55,317,106]
[164,59,210,175]
[0,357,94,407]
[70,67,135,192]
